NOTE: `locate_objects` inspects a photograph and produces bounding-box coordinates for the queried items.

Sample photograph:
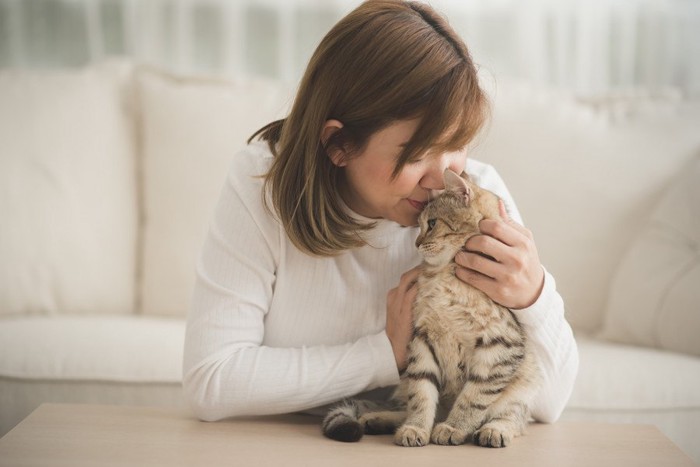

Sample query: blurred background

[1,1,700,461]
[1,0,699,98]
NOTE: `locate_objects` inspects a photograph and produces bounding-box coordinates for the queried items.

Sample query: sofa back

[135,67,291,316]
[0,62,291,319]
[2,62,699,335]
[0,62,138,317]
[473,79,700,333]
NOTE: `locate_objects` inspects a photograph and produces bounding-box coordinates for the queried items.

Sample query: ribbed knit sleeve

[182,145,401,421]
[470,160,579,423]
[183,150,578,422]
[512,268,579,423]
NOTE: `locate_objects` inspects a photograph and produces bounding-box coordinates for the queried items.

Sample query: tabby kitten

[323,169,541,448]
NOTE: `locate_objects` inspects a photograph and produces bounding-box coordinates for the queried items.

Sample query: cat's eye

[427,219,436,230]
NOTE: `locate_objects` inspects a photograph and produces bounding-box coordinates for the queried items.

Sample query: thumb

[499,198,533,238]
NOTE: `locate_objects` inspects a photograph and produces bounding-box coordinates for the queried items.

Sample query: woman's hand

[455,200,544,310]
[386,266,420,372]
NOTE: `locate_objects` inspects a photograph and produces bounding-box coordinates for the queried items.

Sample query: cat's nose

[415,233,424,248]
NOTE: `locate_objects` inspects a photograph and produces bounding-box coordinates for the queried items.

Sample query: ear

[443,169,472,203]
[321,119,346,167]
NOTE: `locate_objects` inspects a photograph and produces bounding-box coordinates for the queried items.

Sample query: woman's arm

[182,150,400,421]
[510,269,579,423]
[460,160,579,422]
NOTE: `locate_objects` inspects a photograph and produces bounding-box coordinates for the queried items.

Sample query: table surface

[0,403,694,467]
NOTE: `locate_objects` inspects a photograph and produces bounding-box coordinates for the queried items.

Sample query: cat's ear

[443,169,472,203]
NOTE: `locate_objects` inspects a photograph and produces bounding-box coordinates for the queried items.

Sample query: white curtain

[1,0,698,98]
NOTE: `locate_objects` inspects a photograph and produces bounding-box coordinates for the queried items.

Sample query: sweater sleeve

[511,268,579,423]
[182,149,399,421]
[470,160,579,423]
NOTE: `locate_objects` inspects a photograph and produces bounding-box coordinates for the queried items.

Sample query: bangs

[392,65,488,178]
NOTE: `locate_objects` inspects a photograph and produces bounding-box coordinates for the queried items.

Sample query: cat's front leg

[473,400,529,448]
[431,421,471,446]
[431,371,504,445]
[433,339,528,446]
[394,337,441,447]
[394,381,438,447]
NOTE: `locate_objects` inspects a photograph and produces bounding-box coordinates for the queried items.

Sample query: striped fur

[322,399,402,442]
[323,172,541,447]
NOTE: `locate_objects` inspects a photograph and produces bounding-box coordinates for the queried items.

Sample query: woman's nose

[418,159,446,191]
[420,154,463,191]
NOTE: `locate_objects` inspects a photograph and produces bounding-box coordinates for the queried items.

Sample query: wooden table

[0,403,694,466]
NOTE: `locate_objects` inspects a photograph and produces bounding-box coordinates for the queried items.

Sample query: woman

[183,0,578,424]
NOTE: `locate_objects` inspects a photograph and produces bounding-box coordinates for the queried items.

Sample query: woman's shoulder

[465,158,503,190]
[221,140,279,223]
[466,158,524,224]
[227,141,274,185]
[222,141,275,202]
[205,140,281,270]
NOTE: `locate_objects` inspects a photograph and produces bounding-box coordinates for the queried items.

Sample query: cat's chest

[412,270,510,391]
[414,269,499,334]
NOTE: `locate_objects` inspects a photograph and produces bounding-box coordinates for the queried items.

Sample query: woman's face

[339,119,467,227]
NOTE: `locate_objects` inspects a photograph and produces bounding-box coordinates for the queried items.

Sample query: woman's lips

[407,199,428,211]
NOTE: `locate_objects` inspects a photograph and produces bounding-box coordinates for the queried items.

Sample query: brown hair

[250,0,488,256]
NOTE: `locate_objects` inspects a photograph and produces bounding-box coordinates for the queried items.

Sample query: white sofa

[1,61,698,462]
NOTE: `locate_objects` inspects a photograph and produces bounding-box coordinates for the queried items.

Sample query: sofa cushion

[0,62,137,316]
[568,336,700,410]
[473,79,700,333]
[600,157,700,356]
[0,316,184,382]
[136,67,291,317]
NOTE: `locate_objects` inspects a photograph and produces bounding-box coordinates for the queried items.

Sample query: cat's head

[415,169,499,267]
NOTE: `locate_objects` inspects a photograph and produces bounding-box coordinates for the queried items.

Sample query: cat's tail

[322,399,365,442]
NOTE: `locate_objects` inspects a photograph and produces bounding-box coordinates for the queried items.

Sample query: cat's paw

[474,427,513,448]
[430,422,469,445]
[394,424,430,447]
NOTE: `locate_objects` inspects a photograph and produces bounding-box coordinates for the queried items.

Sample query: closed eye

[442,220,457,232]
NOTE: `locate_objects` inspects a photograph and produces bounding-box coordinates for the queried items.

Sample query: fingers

[496,199,533,239]
[475,218,531,249]
[499,198,509,220]
[403,277,419,298]
[398,266,421,291]
[399,269,419,319]
[455,201,544,309]
[455,249,502,279]
[454,267,497,296]
[455,246,525,308]
[455,265,519,308]
[386,266,421,371]
[462,234,508,264]
[389,266,420,308]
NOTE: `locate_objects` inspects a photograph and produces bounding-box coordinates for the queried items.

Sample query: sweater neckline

[336,197,416,242]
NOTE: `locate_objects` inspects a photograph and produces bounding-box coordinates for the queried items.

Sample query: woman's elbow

[182,364,246,422]
[536,405,563,424]
[183,374,224,422]
[536,345,580,424]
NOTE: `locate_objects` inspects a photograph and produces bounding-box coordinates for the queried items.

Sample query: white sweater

[183,141,579,423]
